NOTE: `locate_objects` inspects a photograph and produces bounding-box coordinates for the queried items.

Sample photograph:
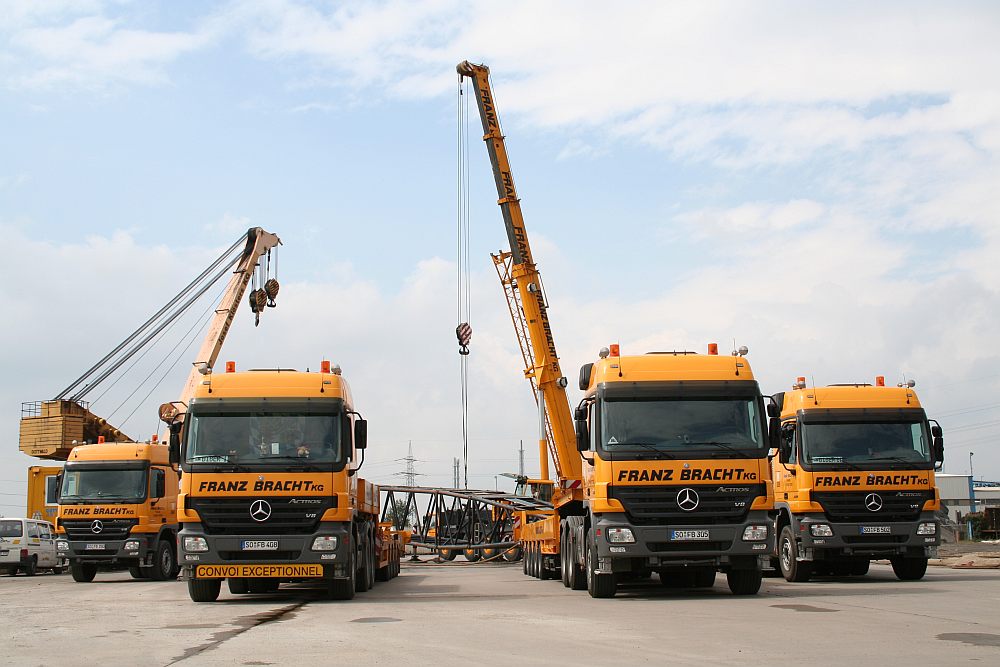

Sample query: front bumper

[59,535,153,567]
[793,513,939,560]
[593,511,773,571]
[179,523,351,580]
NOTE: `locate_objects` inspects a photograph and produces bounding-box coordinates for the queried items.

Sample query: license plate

[860,526,891,534]
[671,529,710,541]
[85,543,105,550]
[241,540,279,551]
[195,564,323,579]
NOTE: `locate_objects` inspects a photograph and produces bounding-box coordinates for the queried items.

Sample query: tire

[188,578,221,602]
[24,557,38,577]
[150,541,176,581]
[228,578,249,594]
[248,578,279,593]
[503,545,522,562]
[71,563,97,582]
[128,566,145,579]
[568,531,586,591]
[52,565,65,575]
[328,537,356,600]
[439,548,458,561]
[355,537,371,593]
[481,547,498,561]
[539,550,552,580]
[560,528,571,588]
[778,526,812,582]
[850,559,870,576]
[727,568,763,595]
[585,533,616,598]
[891,556,928,581]
[463,548,481,563]
[4,567,17,576]
[691,568,717,588]
[522,544,529,575]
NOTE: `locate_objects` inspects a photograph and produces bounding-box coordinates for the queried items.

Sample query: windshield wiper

[609,442,675,459]
[868,455,920,465]
[685,441,751,459]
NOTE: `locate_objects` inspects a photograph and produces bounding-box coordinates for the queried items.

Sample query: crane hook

[456,322,472,355]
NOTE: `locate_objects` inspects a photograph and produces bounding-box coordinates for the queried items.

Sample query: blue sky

[2,1,999,513]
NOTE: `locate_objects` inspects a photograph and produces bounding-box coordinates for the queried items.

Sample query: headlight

[56,540,69,551]
[917,522,937,536]
[742,525,768,541]
[605,528,635,544]
[183,536,209,553]
[311,536,338,551]
[809,524,833,537]
[124,540,140,551]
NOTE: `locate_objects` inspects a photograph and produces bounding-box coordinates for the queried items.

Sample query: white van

[0,518,66,576]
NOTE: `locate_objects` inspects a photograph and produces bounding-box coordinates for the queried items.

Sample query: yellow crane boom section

[458,61,582,488]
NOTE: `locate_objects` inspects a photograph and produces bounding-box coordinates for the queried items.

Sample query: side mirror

[168,422,182,466]
[767,402,779,419]
[55,473,63,503]
[768,417,780,451]
[354,419,368,450]
[576,420,590,452]
[930,421,943,468]
[152,470,166,499]
[578,363,594,391]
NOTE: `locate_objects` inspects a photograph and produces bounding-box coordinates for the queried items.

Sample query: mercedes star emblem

[90,519,104,534]
[676,488,700,511]
[865,493,884,512]
[250,499,272,522]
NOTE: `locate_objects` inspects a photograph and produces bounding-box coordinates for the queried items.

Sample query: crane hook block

[456,322,472,355]
[264,278,280,307]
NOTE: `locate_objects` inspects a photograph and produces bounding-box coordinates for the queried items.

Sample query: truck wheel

[726,568,762,595]
[150,540,176,581]
[228,578,249,594]
[778,526,812,582]
[568,532,587,591]
[71,563,97,582]
[691,568,717,588]
[328,544,357,600]
[24,556,38,577]
[890,557,928,581]
[128,566,145,579]
[560,529,571,587]
[503,545,522,562]
[355,539,371,593]
[438,548,458,561]
[850,559,870,576]
[188,578,221,602]
[463,548,481,563]
[585,535,616,598]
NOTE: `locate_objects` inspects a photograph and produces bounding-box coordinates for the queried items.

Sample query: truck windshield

[60,468,147,502]
[0,520,23,537]
[185,412,342,467]
[802,421,931,466]
[601,397,764,455]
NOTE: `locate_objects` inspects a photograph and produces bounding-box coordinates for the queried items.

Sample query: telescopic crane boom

[457,60,582,495]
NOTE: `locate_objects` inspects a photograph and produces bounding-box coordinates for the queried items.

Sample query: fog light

[809,524,833,537]
[605,528,635,544]
[742,525,768,541]
[312,536,338,551]
[56,540,69,551]
[183,536,208,553]
[124,540,140,551]
[917,522,937,536]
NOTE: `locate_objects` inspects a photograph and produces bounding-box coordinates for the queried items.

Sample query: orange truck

[769,376,944,581]
[26,466,62,522]
[55,440,180,582]
[168,361,403,602]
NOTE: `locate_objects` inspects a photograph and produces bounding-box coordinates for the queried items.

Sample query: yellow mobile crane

[45,228,281,582]
[458,61,774,597]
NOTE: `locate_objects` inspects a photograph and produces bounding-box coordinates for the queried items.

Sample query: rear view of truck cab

[769,376,944,582]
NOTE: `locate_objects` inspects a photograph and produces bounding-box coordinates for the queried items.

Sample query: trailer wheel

[726,568,762,595]
[890,556,928,581]
[188,578,221,602]
[71,563,97,582]
[585,536,616,598]
[438,548,458,561]
[503,545,522,562]
[463,548,481,563]
[522,544,529,575]
[778,526,812,582]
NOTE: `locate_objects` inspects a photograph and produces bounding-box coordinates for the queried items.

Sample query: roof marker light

[97,436,105,444]
[225,361,236,373]
[708,343,718,355]
[609,344,620,357]
[795,377,807,389]
[321,360,331,374]
[875,375,885,387]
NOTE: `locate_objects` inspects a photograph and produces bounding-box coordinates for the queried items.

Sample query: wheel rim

[161,548,171,575]
[780,536,793,571]
[585,543,593,588]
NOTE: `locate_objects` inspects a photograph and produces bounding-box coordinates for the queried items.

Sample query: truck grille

[647,540,732,553]
[62,519,138,541]
[188,497,335,535]
[813,491,932,523]
[218,550,302,561]
[609,485,765,525]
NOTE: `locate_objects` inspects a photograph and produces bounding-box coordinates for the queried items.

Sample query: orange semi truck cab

[573,345,774,596]
[171,362,400,602]
[769,377,944,582]
[55,441,180,582]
